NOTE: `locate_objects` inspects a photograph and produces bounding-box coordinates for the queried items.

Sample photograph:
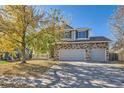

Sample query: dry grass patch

[0,60,58,78]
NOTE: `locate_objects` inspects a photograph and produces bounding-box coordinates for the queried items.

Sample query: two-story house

[54,25,111,62]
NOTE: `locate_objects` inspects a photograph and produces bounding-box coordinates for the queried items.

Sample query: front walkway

[0,61,124,88]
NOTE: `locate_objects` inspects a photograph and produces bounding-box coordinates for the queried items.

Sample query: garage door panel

[91,49,106,61]
[59,49,85,61]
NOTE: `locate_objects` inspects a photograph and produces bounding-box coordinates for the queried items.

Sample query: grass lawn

[0,60,58,78]
[0,61,9,64]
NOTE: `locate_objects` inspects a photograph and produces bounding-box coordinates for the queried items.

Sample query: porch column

[85,48,91,61]
[54,44,59,60]
[106,47,109,61]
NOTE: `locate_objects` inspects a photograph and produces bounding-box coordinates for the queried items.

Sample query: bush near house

[0,48,32,62]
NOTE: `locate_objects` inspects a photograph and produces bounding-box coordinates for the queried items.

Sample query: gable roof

[64,24,73,29]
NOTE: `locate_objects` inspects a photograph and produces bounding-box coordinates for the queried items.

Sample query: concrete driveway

[1,61,124,88]
[41,61,124,88]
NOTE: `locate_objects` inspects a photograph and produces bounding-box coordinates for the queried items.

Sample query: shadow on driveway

[43,62,124,88]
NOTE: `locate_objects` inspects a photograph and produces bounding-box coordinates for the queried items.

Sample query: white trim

[62,37,90,41]
[56,41,110,44]
[104,49,107,62]
[75,37,90,40]
[64,28,90,32]
[76,29,90,32]
[62,38,72,41]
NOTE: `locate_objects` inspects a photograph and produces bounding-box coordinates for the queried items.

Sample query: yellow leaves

[0,35,14,53]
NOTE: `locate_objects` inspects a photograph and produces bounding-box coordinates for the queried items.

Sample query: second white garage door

[91,49,106,61]
[59,49,86,61]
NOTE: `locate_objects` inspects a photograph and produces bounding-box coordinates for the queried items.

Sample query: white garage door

[59,49,86,61]
[91,49,106,61]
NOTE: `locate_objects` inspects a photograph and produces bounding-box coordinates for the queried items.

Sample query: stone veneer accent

[54,42,109,61]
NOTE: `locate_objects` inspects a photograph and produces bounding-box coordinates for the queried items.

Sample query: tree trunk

[49,44,54,58]
[21,44,26,63]
[20,6,28,64]
[21,32,26,64]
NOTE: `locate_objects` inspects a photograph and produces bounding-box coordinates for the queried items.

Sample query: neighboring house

[110,48,124,61]
[54,25,111,62]
[118,49,124,61]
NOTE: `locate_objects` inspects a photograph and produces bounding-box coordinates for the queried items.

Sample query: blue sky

[44,5,117,40]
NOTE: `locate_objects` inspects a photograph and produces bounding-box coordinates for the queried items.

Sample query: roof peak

[65,24,91,30]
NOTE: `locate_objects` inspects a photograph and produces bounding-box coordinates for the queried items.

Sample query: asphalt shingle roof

[62,36,111,42]
[89,36,111,41]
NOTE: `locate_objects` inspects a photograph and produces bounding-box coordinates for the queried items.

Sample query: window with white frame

[64,31,71,39]
[76,30,88,39]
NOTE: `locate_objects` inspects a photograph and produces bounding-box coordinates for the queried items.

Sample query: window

[64,32,71,38]
[76,31,88,38]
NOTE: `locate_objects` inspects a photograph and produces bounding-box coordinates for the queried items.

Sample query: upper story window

[76,30,88,39]
[64,31,71,39]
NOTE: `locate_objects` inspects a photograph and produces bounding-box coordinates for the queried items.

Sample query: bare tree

[110,6,124,50]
